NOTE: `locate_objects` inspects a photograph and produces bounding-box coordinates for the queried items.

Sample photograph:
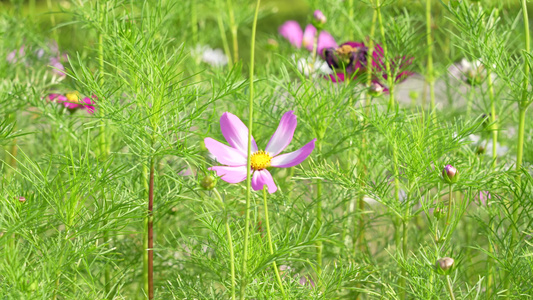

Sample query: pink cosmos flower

[205,111,316,193]
[47,93,96,114]
[279,21,337,55]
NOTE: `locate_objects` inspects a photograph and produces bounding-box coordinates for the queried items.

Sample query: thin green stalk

[311,30,319,66]
[426,0,435,111]
[239,1,260,299]
[214,189,236,300]
[446,184,453,228]
[316,177,323,272]
[142,161,149,295]
[398,219,409,298]
[488,70,498,167]
[466,85,474,120]
[46,0,58,41]
[226,0,239,62]
[216,0,233,66]
[445,275,456,300]
[262,188,287,298]
[191,1,198,45]
[376,0,394,109]
[509,4,530,293]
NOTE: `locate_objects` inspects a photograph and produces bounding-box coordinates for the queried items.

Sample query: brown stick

[148,161,155,299]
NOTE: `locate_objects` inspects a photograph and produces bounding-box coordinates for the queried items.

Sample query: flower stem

[316,177,323,272]
[226,0,239,62]
[147,160,155,300]
[445,275,456,300]
[46,0,57,41]
[239,1,260,299]
[191,1,198,45]
[446,184,453,229]
[376,0,394,109]
[216,0,233,66]
[426,0,435,112]
[262,188,287,298]
[508,1,530,292]
[213,189,236,300]
[466,85,474,120]
[488,70,497,167]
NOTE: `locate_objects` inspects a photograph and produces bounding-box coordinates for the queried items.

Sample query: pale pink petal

[265,111,297,156]
[317,31,337,57]
[251,170,278,193]
[209,166,248,184]
[279,21,303,48]
[271,138,316,168]
[220,112,258,156]
[302,24,317,51]
[204,138,247,166]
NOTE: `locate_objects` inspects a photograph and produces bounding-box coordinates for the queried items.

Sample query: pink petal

[81,97,96,114]
[279,21,303,48]
[251,169,278,193]
[63,102,81,110]
[317,31,337,58]
[271,138,316,168]
[220,112,258,156]
[48,94,66,102]
[326,73,345,82]
[302,24,317,51]
[265,111,297,156]
[209,166,248,184]
[204,138,247,166]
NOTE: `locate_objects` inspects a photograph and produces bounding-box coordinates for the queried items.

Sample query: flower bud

[200,175,216,190]
[266,38,279,51]
[409,91,419,102]
[442,165,459,184]
[18,196,26,203]
[436,257,454,272]
[313,10,326,25]
[368,82,384,97]
[433,207,444,219]
[311,10,326,30]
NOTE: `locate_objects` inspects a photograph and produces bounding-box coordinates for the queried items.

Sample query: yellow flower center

[66,92,80,103]
[250,150,272,170]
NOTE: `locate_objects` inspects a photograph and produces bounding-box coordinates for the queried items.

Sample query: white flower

[191,45,228,67]
[292,54,332,78]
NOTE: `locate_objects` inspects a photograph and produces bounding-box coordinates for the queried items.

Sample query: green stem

[488,69,498,168]
[466,86,474,120]
[214,189,236,300]
[226,0,239,62]
[142,162,149,296]
[191,1,198,44]
[262,188,287,298]
[239,1,260,298]
[216,0,233,66]
[445,275,456,300]
[446,184,453,229]
[426,0,435,112]
[398,219,408,299]
[312,30,319,67]
[376,0,394,109]
[316,178,323,272]
[509,1,530,292]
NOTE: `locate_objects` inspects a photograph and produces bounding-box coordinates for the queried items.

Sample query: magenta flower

[323,40,413,86]
[205,111,316,193]
[47,92,96,114]
[279,21,337,55]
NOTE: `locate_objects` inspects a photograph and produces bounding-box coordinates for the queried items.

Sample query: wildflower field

[2,0,533,299]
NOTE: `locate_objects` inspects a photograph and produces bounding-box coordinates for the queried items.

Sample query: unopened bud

[442,165,459,184]
[433,207,444,219]
[200,175,216,190]
[313,10,326,25]
[311,10,327,30]
[17,196,26,203]
[368,82,384,97]
[409,91,419,101]
[436,257,454,272]
[266,38,279,51]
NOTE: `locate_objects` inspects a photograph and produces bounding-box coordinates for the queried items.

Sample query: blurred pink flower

[279,21,337,55]
[205,111,316,193]
[47,92,96,114]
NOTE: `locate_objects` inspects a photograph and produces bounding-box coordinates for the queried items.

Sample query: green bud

[436,257,455,273]
[442,165,459,184]
[200,175,216,190]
